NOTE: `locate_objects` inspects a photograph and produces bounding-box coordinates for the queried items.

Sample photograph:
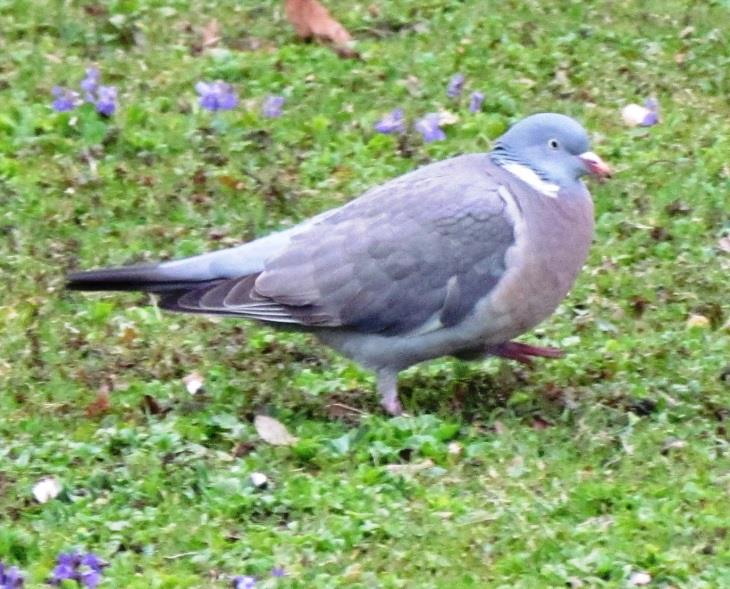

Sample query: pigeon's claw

[377,370,403,416]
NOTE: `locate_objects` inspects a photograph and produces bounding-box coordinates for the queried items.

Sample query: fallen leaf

[85,384,110,417]
[201,19,221,49]
[385,459,434,475]
[531,416,552,430]
[342,563,363,582]
[437,109,459,126]
[118,324,138,345]
[83,3,108,17]
[32,477,62,503]
[284,0,358,57]
[661,438,686,455]
[182,371,204,395]
[232,441,256,457]
[254,415,298,446]
[141,394,168,415]
[687,314,710,329]
[325,402,367,420]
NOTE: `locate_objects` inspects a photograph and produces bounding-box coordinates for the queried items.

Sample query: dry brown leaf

[385,459,434,476]
[284,0,358,57]
[325,402,367,421]
[493,420,507,435]
[201,19,221,49]
[254,415,298,446]
[141,394,168,416]
[687,313,710,329]
[118,324,138,345]
[531,416,552,430]
[85,384,110,417]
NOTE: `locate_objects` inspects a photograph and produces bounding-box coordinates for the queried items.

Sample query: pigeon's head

[492,113,611,189]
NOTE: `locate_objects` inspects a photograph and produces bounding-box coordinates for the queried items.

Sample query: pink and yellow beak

[579,151,613,179]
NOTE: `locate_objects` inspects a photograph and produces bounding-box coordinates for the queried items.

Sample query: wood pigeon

[68,113,611,415]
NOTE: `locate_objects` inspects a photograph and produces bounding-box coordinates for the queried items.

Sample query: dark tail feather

[66,264,212,293]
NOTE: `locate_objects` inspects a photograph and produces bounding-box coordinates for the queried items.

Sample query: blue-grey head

[491,113,612,189]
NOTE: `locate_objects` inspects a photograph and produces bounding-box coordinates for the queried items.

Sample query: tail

[66,224,303,294]
[66,264,215,293]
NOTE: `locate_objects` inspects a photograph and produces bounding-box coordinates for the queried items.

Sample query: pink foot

[381,396,403,416]
[490,341,564,365]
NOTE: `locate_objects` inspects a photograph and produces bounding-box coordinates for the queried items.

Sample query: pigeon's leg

[490,341,565,365]
[376,370,402,416]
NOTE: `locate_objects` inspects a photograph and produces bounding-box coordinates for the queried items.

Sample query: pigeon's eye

[548,138,560,150]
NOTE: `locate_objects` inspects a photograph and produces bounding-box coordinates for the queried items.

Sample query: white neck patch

[502,162,560,198]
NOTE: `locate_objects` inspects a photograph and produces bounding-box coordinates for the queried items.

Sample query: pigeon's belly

[318,188,594,371]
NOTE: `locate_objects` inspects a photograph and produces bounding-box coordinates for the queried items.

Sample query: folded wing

[159,154,516,336]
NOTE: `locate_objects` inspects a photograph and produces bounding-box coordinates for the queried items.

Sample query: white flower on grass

[32,476,62,503]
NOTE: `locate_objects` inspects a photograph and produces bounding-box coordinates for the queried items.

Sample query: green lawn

[1,0,729,587]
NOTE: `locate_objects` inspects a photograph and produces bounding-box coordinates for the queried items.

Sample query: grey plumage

[68,113,611,415]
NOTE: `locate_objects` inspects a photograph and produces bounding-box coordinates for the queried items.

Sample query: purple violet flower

[49,562,77,585]
[262,95,285,118]
[374,108,405,134]
[0,562,25,588]
[468,91,485,113]
[446,73,465,98]
[79,554,104,573]
[270,567,286,578]
[78,570,101,589]
[414,113,446,143]
[93,86,117,116]
[641,97,660,126]
[232,575,256,589]
[49,552,106,587]
[195,81,238,111]
[52,67,117,115]
[51,87,81,112]
[80,67,100,101]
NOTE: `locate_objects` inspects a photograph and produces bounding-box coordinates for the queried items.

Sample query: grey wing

[161,155,516,335]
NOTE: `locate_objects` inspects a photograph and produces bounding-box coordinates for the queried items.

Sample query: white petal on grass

[33,477,62,503]
[447,442,462,455]
[629,571,652,586]
[182,371,204,395]
[622,104,649,126]
[250,472,269,488]
[254,415,298,446]
[621,103,658,127]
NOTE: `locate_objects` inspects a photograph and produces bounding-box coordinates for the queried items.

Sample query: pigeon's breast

[477,181,594,342]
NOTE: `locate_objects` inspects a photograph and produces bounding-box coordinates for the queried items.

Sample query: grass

[1,0,729,586]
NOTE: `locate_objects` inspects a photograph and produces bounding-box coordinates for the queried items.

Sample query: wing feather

[159,155,516,335]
